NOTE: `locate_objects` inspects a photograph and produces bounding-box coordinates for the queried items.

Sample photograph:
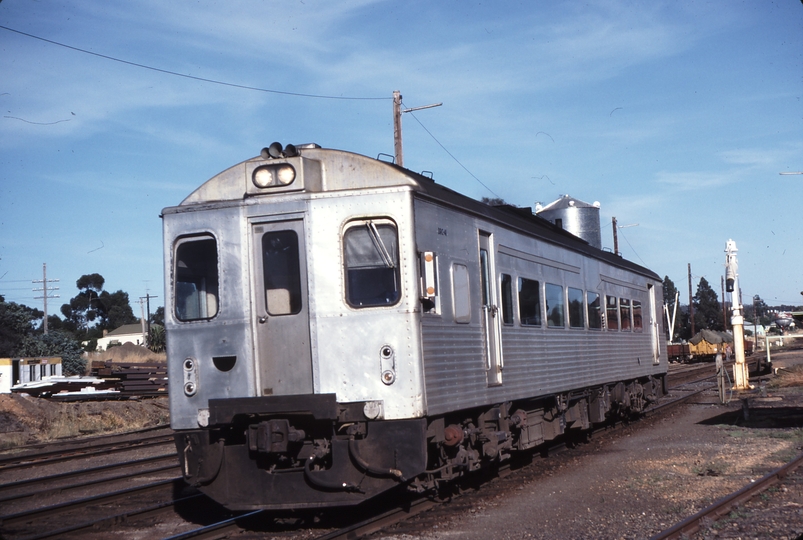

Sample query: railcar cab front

[162,143,429,509]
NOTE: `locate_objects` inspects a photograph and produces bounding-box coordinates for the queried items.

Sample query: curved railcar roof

[164,144,660,281]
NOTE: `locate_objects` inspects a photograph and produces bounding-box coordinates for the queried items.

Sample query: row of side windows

[498,274,601,330]
[496,273,643,332]
[605,295,644,332]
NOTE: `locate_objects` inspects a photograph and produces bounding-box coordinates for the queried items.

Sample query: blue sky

[1,0,801,321]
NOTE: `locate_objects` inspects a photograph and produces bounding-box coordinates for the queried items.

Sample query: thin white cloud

[719,143,803,168]
[654,170,741,191]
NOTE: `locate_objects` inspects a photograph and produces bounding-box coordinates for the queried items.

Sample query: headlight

[252,164,296,188]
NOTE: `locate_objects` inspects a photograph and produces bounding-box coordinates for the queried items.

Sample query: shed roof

[106,324,143,336]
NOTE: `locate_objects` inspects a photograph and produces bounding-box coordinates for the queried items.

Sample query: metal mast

[726,239,749,389]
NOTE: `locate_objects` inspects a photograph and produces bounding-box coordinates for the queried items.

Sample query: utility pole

[611,218,637,258]
[726,240,749,389]
[32,263,59,334]
[393,91,403,167]
[721,276,728,331]
[392,90,442,168]
[688,263,695,336]
[136,297,147,346]
[140,293,158,342]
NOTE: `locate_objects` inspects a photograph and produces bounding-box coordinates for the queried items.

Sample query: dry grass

[83,342,166,371]
[769,364,803,388]
[0,393,170,449]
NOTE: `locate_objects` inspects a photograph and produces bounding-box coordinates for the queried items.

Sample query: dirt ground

[0,393,169,449]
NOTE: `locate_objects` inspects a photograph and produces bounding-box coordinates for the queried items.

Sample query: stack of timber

[91,360,168,396]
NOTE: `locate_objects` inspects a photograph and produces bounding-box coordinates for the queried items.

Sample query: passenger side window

[606,295,619,331]
[620,298,631,331]
[500,274,513,325]
[518,277,541,326]
[545,283,565,328]
[633,300,643,332]
[587,292,602,329]
[452,263,471,323]
[175,235,219,321]
[343,220,400,308]
[568,287,584,328]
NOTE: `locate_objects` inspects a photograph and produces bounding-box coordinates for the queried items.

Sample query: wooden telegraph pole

[392,90,442,168]
[33,263,59,334]
[688,263,695,337]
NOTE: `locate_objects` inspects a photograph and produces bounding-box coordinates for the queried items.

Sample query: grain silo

[535,195,602,249]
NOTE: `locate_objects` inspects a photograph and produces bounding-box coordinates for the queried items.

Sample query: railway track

[0,452,179,504]
[650,451,803,540]
[0,425,174,472]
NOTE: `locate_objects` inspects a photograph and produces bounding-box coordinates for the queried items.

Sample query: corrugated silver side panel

[420,324,485,413]
[423,323,664,416]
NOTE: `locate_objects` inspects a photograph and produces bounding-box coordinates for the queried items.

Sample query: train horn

[267,142,284,159]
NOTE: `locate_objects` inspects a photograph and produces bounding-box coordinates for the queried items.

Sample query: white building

[94,323,147,351]
[0,356,63,393]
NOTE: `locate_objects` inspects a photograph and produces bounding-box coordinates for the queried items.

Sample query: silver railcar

[162,143,667,510]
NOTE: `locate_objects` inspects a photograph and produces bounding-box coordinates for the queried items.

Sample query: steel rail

[0,452,177,500]
[650,452,803,540]
[0,433,175,471]
[0,423,171,456]
[162,510,264,540]
[0,460,179,504]
[0,476,183,527]
[315,498,439,540]
[18,493,205,540]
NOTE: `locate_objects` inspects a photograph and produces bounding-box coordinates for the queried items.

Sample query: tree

[61,273,105,335]
[693,277,724,332]
[60,274,137,339]
[750,295,771,326]
[17,330,86,375]
[149,306,164,327]
[0,299,43,356]
[148,324,166,353]
[481,197,508,206]
[100,290,138,330]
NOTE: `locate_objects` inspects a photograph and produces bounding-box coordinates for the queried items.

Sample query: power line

[617,228,647,267]
[0,25,389,101]
[402,100,501,199]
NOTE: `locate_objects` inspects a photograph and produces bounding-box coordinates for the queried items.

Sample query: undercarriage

[176,375,665,510]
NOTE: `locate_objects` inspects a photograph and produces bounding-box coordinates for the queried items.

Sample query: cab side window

[343,220,400,308]
[175,235,219,321]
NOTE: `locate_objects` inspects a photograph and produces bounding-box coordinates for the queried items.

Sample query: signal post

[726,240,749,390]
